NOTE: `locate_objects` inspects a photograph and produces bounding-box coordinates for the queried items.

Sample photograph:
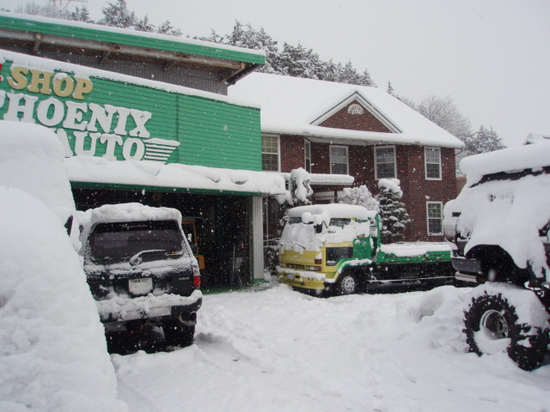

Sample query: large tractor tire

[463,284,549,371]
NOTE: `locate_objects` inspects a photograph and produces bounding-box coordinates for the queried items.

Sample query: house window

[375,146,396,179]
[330,145,348,174]
[262,135,279,171]
[427,202,443,235]
[305,140,312,172]
[425,147,442,180]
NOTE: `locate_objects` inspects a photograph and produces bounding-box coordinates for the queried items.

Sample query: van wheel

[335,272,357,295]
[163,319,195,347]
[464,287,549,371]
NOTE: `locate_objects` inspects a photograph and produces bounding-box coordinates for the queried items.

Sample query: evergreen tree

[278,42,323,79]
[156,20,182,36]
[134,15,154,32]
[375,179,410,243]
[99,0,136,29]
[198,21,374,86]
[338,185,379,211]
[68,6,93,23]
[463,125,506,154]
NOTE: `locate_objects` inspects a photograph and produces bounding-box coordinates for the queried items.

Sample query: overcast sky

[1,0,549,146]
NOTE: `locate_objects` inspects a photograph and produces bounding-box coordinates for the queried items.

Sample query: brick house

[229,73,464,242]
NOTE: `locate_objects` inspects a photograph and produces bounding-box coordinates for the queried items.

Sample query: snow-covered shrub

[376,179,410,243]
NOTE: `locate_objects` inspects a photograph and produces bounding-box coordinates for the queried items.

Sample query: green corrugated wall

[0,58,262,171]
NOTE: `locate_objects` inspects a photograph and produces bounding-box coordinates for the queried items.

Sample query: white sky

[1,0,549,146]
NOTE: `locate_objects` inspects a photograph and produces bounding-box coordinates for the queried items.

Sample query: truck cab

[278,204,377,295]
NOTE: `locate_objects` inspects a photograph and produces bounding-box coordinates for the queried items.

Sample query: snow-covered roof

[229,73,464,149]
[0,12,265,65]
[66,156,286,196]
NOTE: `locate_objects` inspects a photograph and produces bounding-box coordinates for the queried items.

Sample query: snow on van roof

[460,140,550,185]
[81,203,182,226]
[288,203,375,219]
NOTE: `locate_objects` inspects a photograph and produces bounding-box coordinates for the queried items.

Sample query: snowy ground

[114,284,550,412]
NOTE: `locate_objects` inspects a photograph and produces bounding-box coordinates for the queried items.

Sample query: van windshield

[89,220,186,263]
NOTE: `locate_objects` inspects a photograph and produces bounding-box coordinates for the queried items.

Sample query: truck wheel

[464,288,549,371]
[163,319,195,347]
[335,272,357,295]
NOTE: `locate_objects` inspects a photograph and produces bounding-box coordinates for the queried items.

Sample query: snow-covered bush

[376,179,410,243]
[338,184,379,211]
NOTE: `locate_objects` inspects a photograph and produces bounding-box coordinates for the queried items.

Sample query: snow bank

[0,187,126,412]
[114,285,550,412]
[0,121,75,223]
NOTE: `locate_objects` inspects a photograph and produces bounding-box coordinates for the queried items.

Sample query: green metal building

[0,12,284,286]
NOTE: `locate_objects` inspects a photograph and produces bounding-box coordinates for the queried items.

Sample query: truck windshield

[89,220,185,263]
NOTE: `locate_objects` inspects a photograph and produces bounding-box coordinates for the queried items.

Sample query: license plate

[129,278,153,295]
[286,274,294,281]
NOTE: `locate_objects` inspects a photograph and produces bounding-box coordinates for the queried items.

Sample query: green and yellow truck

[277,204,454,295]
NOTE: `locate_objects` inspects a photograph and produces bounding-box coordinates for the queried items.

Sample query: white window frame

[424,147,442,180]
[330,145,349,175]
[426,201,444,236]
[304,140,312,173]
[261,134,280,172]
[374,146,397,179]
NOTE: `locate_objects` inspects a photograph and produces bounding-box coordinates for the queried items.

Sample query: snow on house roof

[229,73,464,149]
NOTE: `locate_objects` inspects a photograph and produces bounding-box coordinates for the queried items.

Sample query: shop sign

[0,62,179,164]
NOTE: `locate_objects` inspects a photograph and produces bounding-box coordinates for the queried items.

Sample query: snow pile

[378,178,403,196]
[113,285,550,412]
[446,143,550,279]
[0,121,75,223]
[0,188,126,412]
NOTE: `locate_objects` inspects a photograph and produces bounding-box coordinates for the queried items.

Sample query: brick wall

[280,135,305,172]
[319,101,392,132]
[278,135,458,242]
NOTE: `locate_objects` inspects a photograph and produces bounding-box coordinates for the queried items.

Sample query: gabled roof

[229,73,464,149]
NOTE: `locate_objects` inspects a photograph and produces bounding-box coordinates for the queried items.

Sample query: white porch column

[251,196,264,280]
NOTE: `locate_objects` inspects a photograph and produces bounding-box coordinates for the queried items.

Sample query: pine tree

[99,0,136,29]
[135,15,154,32]
[68,7,93,23]
[156,20,182,36]
[338,185,379,211]
[375,179,410,243]
[463,125,506,154]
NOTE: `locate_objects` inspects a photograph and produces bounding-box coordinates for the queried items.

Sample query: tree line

[11,0,505,155]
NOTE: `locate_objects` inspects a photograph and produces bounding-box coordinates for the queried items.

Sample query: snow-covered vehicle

[277,204,454,295]
[77,203,203,348]
[444,142,550,370]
